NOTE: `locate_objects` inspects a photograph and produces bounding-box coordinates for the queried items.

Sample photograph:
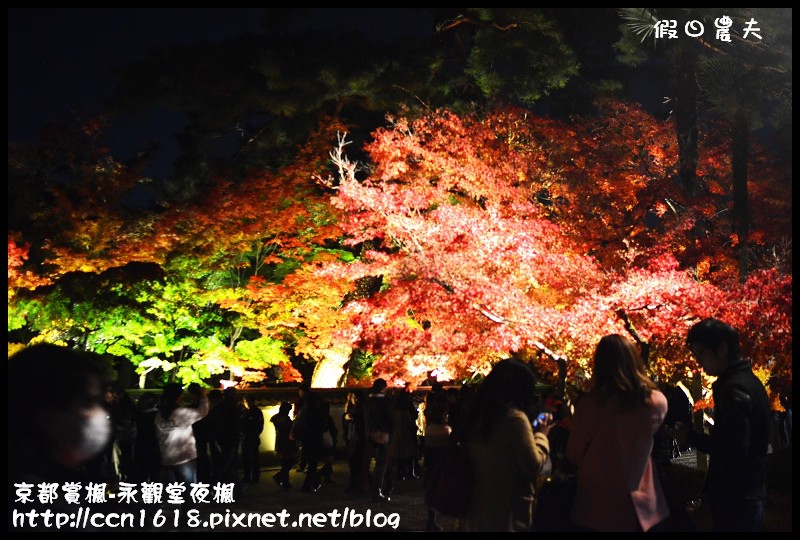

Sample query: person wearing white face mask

[8,343,113,529]
[8,343,112,474]
[51,401,113,467]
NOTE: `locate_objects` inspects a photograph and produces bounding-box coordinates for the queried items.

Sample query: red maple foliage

[320,104,792,394]
[8,236,51,300]
[8,105,791,399]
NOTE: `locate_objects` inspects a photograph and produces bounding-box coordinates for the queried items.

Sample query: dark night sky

[11,9,787,182]
[9,9,260,141]
[8,8,434,175]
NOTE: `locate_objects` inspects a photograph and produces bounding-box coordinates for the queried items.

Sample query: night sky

[8,8,434,176]
[8,9,789,180]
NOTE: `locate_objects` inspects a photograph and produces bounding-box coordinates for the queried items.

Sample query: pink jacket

[566,389,669,532]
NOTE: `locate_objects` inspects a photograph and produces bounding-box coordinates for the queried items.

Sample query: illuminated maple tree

[8,117,356,387]
[7,106,791,399]
[318,105,792,397]
[173,118,356,385]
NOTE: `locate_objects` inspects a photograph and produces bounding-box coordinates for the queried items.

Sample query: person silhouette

[8,344,113,530]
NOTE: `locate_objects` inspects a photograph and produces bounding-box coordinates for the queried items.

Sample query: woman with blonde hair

[566,334,670,532]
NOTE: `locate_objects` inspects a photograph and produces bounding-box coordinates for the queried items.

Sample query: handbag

[322,429,334,448]
[368,428,389,446]
[424,439,473,519]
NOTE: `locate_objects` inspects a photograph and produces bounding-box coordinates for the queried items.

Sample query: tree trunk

[310,344,353,388]
[732,112,750,282]
[672,49,699,195]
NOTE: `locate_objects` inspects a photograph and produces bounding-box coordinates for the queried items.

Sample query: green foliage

[8,12,790,392]
[8,296,35,332]
[234,336,290,366]
[272,257,303,282]
[613,31,649,67]
[616,8,657,43]
[465,9,580,104]
[311,247,355,263]
[698,56,763,128]
[347,348,376,384]
[592,79,625,97]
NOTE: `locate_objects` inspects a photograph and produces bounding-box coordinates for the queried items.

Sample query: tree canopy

[8,9,791,406]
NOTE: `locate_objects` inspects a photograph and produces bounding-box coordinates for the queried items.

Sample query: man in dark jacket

[240,394,264,483]
[364,378,395,502]
[292,391,325,492]
[676,318,770,532]
[208,387,242,486]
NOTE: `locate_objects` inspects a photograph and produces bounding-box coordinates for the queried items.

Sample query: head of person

[105,383,121,404]
[350,389,365,407]
[208,388,223,405]
[300,391,320,417]
[371,378,388,395]
[425,393,449,424]
[137,392,158,411]
[471,358,538,440]
[479,358,537,412]
[159,382,184,419]
[279,401,292,415]
[8,343,111,470]
[592,334,656,408]
[686,318,740,377]
[444,387,459,404]
[223,386,238,403]
[319,397,331,414]
[244,394,257,409]
[186,382,203,400]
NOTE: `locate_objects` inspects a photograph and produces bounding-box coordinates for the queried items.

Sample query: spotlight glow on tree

[317,105,791,393]
[7,105,791,399]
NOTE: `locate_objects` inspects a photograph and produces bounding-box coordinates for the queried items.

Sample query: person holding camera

[459,358,554,532]
[155,382,209,484]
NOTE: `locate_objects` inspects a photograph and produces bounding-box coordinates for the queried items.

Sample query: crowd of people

[8,318,787,532]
